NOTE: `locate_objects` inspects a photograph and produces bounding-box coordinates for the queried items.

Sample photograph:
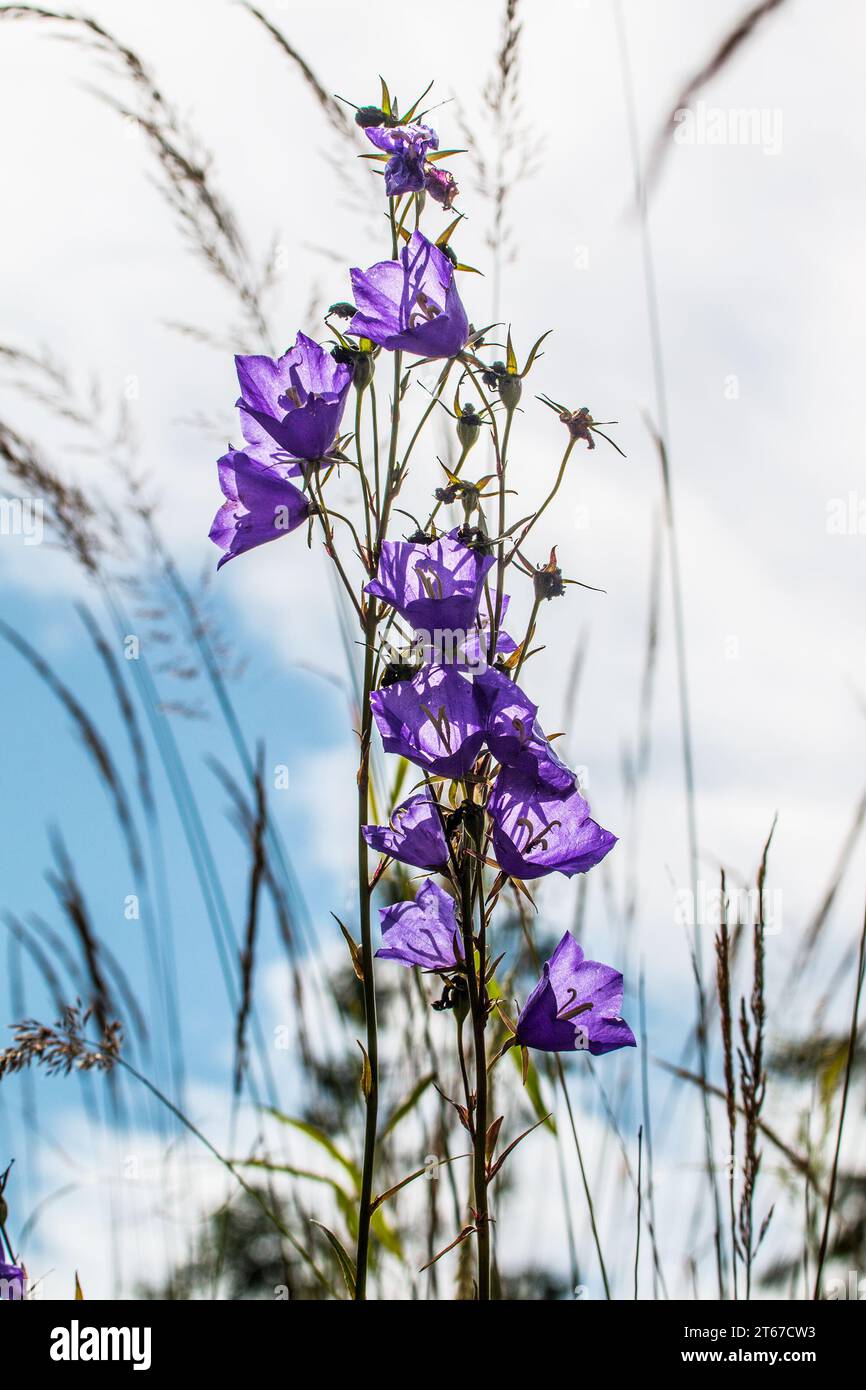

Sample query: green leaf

[382,1071,436,1139]
[488,1114,550,1183]
[74,1271,84,1300]
[371,1206,403,1259]
[371,1152,471,1213]
[379,75,391,116]
[505,326,518,375]
[264,1110,362,1188]
[521,329,553,377]
[357,1039,373,1099]
[389,756,410,809]
[311,1220,356,1298]
[402,80,434,123]
[435,213,464,248]
[519,1050,555,1132]
[332,912,364,982]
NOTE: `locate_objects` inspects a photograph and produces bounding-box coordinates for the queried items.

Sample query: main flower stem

[461,844,490,1300]
[354,593,379,1301]
[355,343,405,1299]
[491,404,516,656]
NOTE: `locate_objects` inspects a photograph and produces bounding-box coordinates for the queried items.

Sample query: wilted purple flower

[362,788,449,870]
[475,668,576,793]
[376,878,463,971]
[209,449,312,569]
[365,121,439,197]
[235,332,352,464]
[366,529,494,634]
[424,164,459,210]
[349,231,470,359]
[487,765,616,880]
[370,663,485,778]
[516,931,635,1055]
[0,1260,25,1300]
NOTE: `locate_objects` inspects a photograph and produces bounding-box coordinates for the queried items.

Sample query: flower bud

[352,352,375,392]
[331,344,374,392]
[456,407,482,452]
[498,372,523,411]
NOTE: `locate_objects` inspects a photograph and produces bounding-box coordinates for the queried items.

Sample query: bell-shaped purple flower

[365,121,439,197]
[349,231,470,359]
[366,530,495,634]
[370,663,485,778]
[376,878,463,972]
[0,1260,25,1300]
[362,788,449,871]
[475,668,576,793]
[516,931,635,1055]
[235,332,352,464]
[487,765,616,880]
[209,449,312,569]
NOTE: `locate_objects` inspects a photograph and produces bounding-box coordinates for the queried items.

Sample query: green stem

[490,405,515,660]
[309,471,364,623]
[460,848,490,1300]
[508,437,577,561]
[354,597,379,1299]
[513,595,541,683]
[354,386,376,556]
[355,330,405,1300]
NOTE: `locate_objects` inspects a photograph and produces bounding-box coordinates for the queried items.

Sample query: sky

[0,0,864,1299]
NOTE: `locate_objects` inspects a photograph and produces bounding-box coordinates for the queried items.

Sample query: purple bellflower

[209,449,312,569]
[515,931,635,1054]
[365,121,439,197]
[475,668,576,793]
[376,878,462,972]
[370,663,485,778]
[487,765,616,880]
[0,1260,25,1300]
[365,530,495,634]
[362,788,449,871]
[349,231,470,359]
[235,332,352,466]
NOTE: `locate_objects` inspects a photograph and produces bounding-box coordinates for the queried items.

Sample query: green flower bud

[456,407,482,451]
[498,372,523,411]
[352,351,375,393]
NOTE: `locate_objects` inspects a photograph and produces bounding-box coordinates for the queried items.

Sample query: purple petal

[487,765,616,879]
[370,663,485,778]
[362,788,449,870]
[516,931,635,1055]
[348,232,469,359]
[209,449,311,568]
[365,530,495,634]
[476,669,577,793]
[376,878,462,971]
